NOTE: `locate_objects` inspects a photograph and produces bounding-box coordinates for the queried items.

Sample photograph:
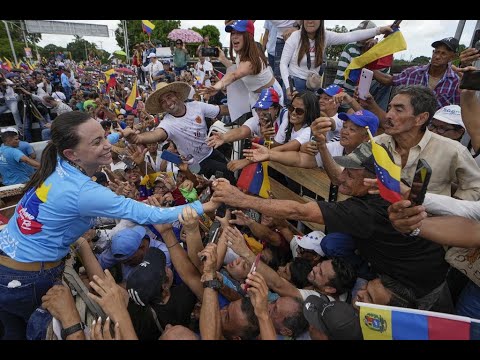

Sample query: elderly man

[427,104,465,142]
[141,52,163,88]
[375,85,480,200]
[373,37,460,109]
[121,81,233,182]
[0,130,39,185]
[213,141,451,312]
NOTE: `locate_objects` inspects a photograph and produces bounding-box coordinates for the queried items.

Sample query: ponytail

[23,142,58,193]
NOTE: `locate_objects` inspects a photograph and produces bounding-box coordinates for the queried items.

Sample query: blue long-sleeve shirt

[0,156,204,262]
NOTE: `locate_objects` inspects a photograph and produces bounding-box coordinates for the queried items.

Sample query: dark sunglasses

[288,105,305,116]
[176,42,182,45]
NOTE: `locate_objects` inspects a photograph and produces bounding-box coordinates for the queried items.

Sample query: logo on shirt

[16,182,51,235]
[195,116,202,124]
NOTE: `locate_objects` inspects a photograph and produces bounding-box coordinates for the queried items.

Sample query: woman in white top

[144,141,162,172]
[281,20,393,100]
[202,20,284,108]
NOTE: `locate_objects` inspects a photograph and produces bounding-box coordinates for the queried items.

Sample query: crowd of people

[0,19,480,341]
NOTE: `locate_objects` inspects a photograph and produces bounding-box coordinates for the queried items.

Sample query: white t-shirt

[195,60,213,84]
[315,141,345,168]
[274,118,311,145]
[110,160,127,172]
[158,101,219,166]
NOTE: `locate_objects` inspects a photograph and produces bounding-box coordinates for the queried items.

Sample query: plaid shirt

[392,64,460,109]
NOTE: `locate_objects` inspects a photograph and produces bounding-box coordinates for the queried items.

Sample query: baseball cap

[147,52,158,59]
[26,307,53,340]
[303,294,363,340]
[111,226,147,261]
[338,109,380,136]
[0,127,19,134]
[433,105,464,129]
[295,231,326,256]
[225,20,255,37]
[253,87,280,109]
[126,247,167,306]
[333,142,375,174]
[317,84,343,97]
[350,20,377,32]
[431,37,459,52]
[161,59,171,65]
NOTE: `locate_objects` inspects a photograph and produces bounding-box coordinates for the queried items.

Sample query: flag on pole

[345,30,407,83]
[142,20,155,36]
[357,302,477,340]
[236,161,271,198]
[125,79,138,111]
[366,127,402,203]
[3,58,12,71]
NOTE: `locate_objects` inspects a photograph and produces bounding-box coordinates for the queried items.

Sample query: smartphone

[459,70,480,91]
[160,150,182,165]
[243,138,252,150]
[471,28,480,49]
[244,253,262,291]
[391,20,402,29]
[263,112,273,128]
[201,47,219,57]
[201,219,222,250]
[408,159,432,206]
[357,68,374,100]
[288,76,296,92]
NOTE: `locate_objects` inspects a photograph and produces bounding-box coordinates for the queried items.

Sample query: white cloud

[36,20,479,61]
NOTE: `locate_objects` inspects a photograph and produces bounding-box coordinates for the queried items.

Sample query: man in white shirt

[141,53,163,89]
[0,75,23,137]
[194,56,213,86]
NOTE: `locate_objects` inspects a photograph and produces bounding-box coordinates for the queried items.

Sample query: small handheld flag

[142,20,155,36]
[366,127,402,203]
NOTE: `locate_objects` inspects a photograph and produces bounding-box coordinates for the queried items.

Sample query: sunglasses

[287,105,305,116]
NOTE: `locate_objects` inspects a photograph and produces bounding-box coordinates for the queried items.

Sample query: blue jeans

[41,128,51,141]
[0,259,64,340]
[0,99,23,136]
[456,281,480,320]
[274,38,285,86]
[268,53,275,69]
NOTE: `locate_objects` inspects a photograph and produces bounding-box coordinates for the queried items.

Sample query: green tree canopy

[66,36,100,62]
[325,25,348,61]
[191,25,221,48]
[0,20,41,60]
[115,20,181,54]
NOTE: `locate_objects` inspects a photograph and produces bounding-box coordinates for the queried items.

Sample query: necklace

[66,159,88,176]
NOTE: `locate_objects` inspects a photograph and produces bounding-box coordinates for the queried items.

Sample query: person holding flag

[213,139,452,312]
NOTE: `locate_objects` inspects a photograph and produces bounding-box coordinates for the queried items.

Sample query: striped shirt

[392,64,460,109]
[334,42,389,95]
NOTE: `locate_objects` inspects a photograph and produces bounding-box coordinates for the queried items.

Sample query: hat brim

[253,101,274,109]
[333,155,365,170]
[433,114,465,129]
[145,82,191,114]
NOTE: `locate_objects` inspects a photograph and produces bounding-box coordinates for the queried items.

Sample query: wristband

[61,322,86,339]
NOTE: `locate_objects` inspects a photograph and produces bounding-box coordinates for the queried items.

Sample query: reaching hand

[90,316,121,340]
[215,208,232,229]
[243,142,270,163]
[212,181,244,208]
[126,144,147,165]
[199,243,218,277]
[229,210,254,227]
[41,285,80,329]
[224,226,251,258]
[300,141,319,156]
[245,272,270,319]
[206,132,225,149]
[227,158,251,172]
[118,127,138,144]
[178,206,199,232]
[388,200,427,234]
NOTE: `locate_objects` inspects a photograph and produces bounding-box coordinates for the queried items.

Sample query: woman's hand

[227,158,252,172]
[206,132,225,149]
[243,142,270,163]
[299,141,318,156]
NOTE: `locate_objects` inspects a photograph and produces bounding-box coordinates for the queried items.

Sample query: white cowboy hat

[145,81,191,114]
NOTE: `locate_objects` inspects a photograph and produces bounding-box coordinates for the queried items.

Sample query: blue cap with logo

[111,226,147,261]
[253,87,280,109]
[338,109,379,136]
[225,20,255,36]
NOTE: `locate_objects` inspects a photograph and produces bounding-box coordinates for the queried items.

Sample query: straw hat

[145,82,191,114]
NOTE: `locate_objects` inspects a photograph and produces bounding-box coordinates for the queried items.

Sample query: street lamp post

[2,20,18,65]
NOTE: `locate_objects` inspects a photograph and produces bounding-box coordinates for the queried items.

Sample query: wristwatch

[203,279,222,290]
[61,322,86,339]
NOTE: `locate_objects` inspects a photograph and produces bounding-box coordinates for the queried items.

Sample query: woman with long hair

[202,20,284,108]
[280,20,392,100]
[0,111,218,339]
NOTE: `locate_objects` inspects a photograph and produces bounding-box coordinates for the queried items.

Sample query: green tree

[191,25,221,47]
[115,20,181,54]
[325,25,348,61]
[0,20,42,60]
[66,36,99,62]
[40,44,67,59]
[411,55,431,65]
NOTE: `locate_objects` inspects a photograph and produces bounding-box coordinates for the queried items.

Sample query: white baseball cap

[1,127,19,134]
[433,105,464,129]
[295,231,326,256]
[147,53,158,59]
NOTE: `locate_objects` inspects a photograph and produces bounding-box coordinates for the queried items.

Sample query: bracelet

[167,242,180,249]
[409,228,421,237]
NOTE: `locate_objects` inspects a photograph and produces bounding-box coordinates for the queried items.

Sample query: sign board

[24,47,32,58]
[25,20,109,37]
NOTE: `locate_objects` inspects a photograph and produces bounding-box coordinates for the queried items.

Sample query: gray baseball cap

[333,142,375,174]
[350,20,377,32]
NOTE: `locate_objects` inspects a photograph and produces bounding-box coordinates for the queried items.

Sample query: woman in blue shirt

[0,111,218,339]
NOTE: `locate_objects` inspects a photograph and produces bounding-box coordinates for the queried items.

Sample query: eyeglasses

[176,42,182,45]
[288,105,305,116]
[297,246,317,255]
[427,123,458,134]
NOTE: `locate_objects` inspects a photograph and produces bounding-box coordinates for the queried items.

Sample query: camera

[201,47,219,57]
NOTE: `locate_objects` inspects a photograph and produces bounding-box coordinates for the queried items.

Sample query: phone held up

[244,253,262,292]
[408,159,432,206]
[357,68,374,100]
[460,70,480,91]
[201,47,219,58]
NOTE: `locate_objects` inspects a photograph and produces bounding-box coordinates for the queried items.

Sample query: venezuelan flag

[237,161,270,198]
[367,127,402,203]
[357,302,473,340]
[345,30,407,83]
[3,57,13,71]
[125,79,138,111]
[142,20,155,36]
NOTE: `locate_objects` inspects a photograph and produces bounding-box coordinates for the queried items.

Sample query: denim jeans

[0,261,64,340]
[456,281,480,320]
[274,38,285,86]
[0,100,23,135]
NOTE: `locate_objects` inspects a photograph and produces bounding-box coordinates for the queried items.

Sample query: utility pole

[20,20,28,49]
[2,20,18,65]
[454,20,466,41]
